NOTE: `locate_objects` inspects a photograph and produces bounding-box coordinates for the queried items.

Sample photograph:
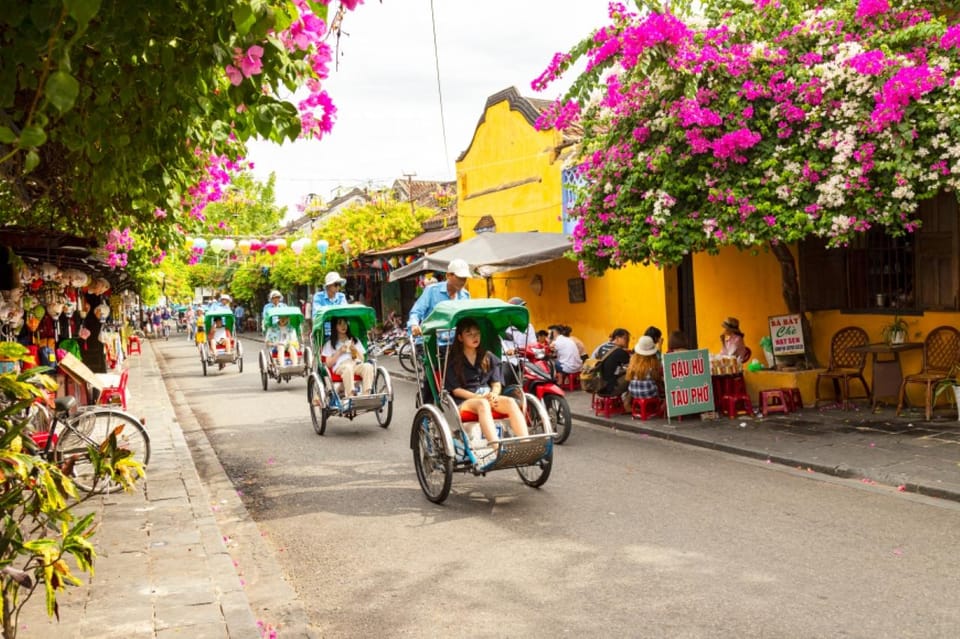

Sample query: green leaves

[45,71,79,113]
[64,0,101,29]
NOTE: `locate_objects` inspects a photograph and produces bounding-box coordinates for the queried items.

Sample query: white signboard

[768,314,805,356]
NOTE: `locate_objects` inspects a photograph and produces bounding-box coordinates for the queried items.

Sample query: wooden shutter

[915,192,959,310]
[799,236,847,310]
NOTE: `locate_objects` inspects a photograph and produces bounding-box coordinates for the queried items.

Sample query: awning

[388,232,572,282]
[363,226,461,257]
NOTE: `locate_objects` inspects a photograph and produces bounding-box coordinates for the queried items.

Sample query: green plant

[0,343,144,639]
[880,315,910,344]
[933,364,960,404]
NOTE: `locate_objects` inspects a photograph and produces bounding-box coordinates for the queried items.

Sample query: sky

[246,0,613,219]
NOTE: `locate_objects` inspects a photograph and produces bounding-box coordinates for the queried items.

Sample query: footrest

[478,434,552,471]
[343,395,382,412]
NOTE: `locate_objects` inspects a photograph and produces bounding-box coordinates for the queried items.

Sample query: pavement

[17,334,960,637]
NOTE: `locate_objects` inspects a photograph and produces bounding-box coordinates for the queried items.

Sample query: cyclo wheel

[307,373,328,435]
[543,394,573,445]
[412,405,452,503]
[516,393,553,488]
[374,367,392,428]
[398,340,416,373]
[258,351,268,391]
[55,408,151,494]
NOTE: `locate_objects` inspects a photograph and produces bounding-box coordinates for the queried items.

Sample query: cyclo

[258,306,313,389]
[410,299,555,504]
[199,309,244,375]
[306,305,394,435]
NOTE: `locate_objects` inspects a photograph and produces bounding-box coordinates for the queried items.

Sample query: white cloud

[247,0,611,219]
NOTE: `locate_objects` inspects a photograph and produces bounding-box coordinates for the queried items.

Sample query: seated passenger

[321,317,374,397]
[265,315,300,366]
[208,317,232,352]
[444,318,528,450]
[626,336,665,400]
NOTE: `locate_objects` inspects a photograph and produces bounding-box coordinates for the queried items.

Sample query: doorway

[677,255,698,348]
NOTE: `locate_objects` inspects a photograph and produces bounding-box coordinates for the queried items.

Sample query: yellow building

[455,87,960,410]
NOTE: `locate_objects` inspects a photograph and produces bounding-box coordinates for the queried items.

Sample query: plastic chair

[758,389,789,416]
[592,394,624,418]
[815,327,870,410]
[98,369,129,410]
[559,372,580,391]
[631,397,663,420]
[127,335,142,355]
[897,326,960,421]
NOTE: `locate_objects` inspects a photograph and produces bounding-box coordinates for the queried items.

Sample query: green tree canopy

[538,0,960,274]
[0,0,357,278]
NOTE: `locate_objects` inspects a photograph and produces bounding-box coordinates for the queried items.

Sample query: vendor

[720,317,748,363]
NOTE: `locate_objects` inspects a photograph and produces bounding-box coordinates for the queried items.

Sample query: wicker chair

[896,326,960,421]
[815,327,870,410]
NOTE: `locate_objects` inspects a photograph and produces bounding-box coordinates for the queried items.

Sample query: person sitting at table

[667,330,690,353]
[549,324,583,382]
[720,317,749,362]
[626,336,665,400]
[595,328,632,397]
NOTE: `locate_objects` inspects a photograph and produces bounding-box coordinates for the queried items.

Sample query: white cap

[220,293,231,302]
[269,289,282,299]
[447,258,471,279]
[324,271,346,288]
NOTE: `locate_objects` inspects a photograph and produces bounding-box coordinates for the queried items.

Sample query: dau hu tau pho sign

[663,349,714,418]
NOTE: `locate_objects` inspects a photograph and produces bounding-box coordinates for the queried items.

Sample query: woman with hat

[261,290,286,334]
[626,335,665,401]
[720,317,748,362]
[313,271,348,308]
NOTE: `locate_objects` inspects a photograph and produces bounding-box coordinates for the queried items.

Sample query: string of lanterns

[182,237,334,257]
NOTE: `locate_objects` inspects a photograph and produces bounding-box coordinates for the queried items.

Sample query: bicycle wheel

[398,341,416,373]
[517,394,553,488]
[55,408,151,494]
[543,394,572,445]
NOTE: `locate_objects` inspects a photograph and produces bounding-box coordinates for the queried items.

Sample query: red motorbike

[507,345,572,444]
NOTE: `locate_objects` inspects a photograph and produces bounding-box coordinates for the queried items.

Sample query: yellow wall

[456,90,667,351]
[692,245,790,358]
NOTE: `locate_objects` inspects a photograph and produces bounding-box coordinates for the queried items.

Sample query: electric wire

[429,0,451,172]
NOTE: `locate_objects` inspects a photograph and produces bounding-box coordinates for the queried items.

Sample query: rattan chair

[896,326,960,421]
[815,326,870,410]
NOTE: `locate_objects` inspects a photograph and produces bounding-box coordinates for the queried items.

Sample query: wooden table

[848,342,923,409]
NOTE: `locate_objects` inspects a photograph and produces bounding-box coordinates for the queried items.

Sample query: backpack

[579,347,617,394]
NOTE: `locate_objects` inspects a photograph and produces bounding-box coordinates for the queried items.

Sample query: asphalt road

[156,335,960,638]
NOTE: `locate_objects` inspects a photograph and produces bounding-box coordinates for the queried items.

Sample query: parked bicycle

[27,396,150,493]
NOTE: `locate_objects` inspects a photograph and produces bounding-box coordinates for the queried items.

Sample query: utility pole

[403,172,417,216]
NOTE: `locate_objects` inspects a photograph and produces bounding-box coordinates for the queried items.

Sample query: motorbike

[506,345,572,444]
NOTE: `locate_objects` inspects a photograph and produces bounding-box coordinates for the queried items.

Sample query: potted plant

[881,314,909,345]
[933,364,960,421]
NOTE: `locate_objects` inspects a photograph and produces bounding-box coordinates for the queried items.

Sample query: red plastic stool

[559,372,580,391]
[127,335,142,355]
[592,394,624,418]
[719,393,754,418]
[758,389,789,417]
[631,397,663,420]
[782,387,802,412]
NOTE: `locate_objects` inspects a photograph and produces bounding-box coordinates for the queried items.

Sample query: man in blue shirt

[209,293,232,312]
[408,258,471,336]
[313,271,348,309]
[233,303,245,333]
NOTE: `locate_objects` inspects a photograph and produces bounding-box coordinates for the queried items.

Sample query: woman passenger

[444,318,528,448]
[321,318,374,397]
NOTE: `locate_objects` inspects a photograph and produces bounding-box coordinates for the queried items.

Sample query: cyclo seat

[321,356,363,384]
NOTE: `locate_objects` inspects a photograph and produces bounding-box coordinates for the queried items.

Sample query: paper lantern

[291,238,306,255]
[272,238,287,250]
[265,243,278,255]
[193,237,208,250]
[316,239,329,256]
[238,239,251,254]
[221,238,236,252]
[185,237,195,250]
[388,257,399,268]
[250,239,263,252]
[209,238,224,253]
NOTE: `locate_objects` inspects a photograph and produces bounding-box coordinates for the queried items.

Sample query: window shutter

[915,192,959,310]
[799,236,846,310]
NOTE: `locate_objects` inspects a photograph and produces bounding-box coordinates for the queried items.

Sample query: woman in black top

[444,318,528,446]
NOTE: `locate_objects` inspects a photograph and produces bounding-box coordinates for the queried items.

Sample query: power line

[429,0,450,171]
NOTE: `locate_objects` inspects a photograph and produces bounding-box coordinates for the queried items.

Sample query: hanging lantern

[250,239,263,252]
[273,238,287,250]
[316,239,329,256]
[193,238,208,250]
[265,242,279,255]
[388,257,399,268]
[291,238,305,255]
[238,239,251,254]
[185,237,195,250]
[221,238,236,252]
[371,259,382,269]
[209,238,224,253]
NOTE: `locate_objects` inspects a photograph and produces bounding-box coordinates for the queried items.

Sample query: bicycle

[29,396,150,493]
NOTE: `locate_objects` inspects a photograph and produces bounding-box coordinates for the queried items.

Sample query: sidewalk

[374,355,960,502]
[19,339,266,639]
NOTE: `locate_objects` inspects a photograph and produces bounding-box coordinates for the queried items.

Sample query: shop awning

[363,226,461,257]
[388,232,572,282]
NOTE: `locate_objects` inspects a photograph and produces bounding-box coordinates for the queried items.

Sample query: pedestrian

[233,303,245,334]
